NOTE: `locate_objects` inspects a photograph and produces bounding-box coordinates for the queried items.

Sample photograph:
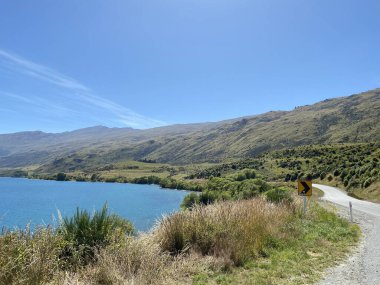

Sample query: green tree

[56,172,67,181]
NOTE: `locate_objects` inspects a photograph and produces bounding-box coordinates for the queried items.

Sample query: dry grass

[46,199,295,285]
[155,199,293,265]
[0,227,63,285]
[0,197,359,285]
[50,236,227,285]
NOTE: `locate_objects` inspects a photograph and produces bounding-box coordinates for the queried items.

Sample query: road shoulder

[318,200,379,285]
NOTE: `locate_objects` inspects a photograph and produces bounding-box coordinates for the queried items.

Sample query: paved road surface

[314,184,380,285]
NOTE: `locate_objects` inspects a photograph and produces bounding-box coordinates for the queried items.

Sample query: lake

[0,177,189,231]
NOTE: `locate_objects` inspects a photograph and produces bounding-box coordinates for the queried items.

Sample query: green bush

[344,177,350,187]
[235,173,247,181]
[181,193,199,209]
[58,203,134,266]
[198,191,218,205]
[244,169,257,179]
[56,172,67,181]
[265,187,293,204]
[363,178,372,188]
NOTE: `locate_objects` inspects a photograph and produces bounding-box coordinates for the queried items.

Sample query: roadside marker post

[298,180,312,215]
[349,201,353,223]
[303,196,307,214]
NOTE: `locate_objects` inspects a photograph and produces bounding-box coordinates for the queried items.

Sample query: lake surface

[0,177,189,231]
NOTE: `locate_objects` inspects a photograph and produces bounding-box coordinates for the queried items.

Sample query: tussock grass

[0,227,63,285]
[0,198,359,285]
[66,235,172,284]
[58,204,134,267]
[156,199,292,265]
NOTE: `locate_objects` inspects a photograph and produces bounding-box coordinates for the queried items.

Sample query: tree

[56,172,67,181]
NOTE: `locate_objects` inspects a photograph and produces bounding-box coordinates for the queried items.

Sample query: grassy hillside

[0,124,221,168]
[0,88,379,170]
[9,142,377,203]
[142,89,380,163]
[264,143,380,202]
[188,142,380,202]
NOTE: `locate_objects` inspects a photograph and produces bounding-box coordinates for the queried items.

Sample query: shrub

[198,191,218,205]
[238,180,260,193]
[244,169,256,179]
[340,169,348,179]
[235,173,247,181]
[56,172,67,181]
[344,177,350,187]
[133,176,161,185]
[363,179,372,188]
[58,203,134,266]
[347,179,360,189]
[248,179,271,193]
[90,173,99,181]
[266,187,293,204]
[181,193,199,209]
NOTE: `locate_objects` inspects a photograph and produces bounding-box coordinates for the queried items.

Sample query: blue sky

[0,0,379,133]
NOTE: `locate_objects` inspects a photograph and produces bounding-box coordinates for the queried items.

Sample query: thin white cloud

[1,91,80,117]
[0,49,89,92]
[76,92,165,128]
[0,91,33,103]
[0,49,165,129]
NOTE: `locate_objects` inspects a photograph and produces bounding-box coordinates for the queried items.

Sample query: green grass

[185,201,360,285]
[58,203,134,266]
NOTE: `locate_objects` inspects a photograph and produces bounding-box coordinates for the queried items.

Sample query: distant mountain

[0,88,379,171]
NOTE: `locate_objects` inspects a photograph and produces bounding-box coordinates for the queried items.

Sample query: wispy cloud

[76,92,165,128]
[0,49,89,92]
[1,91,81,118]
[0,49,165,129]
[0,91,33,103]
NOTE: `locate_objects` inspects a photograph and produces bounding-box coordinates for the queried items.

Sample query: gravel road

[315,184,380,285]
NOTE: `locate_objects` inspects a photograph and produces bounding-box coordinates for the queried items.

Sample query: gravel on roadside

[318,201,380,285]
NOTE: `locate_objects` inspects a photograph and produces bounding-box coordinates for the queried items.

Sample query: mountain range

[0,88,379,172]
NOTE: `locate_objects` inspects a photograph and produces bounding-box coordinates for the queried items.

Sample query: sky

[0,0,380,133]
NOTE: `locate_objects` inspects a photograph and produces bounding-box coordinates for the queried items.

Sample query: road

[314,184,380,285]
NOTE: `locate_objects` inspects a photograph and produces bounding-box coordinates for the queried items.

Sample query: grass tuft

[58,203,134,267]
[155,199,292,265]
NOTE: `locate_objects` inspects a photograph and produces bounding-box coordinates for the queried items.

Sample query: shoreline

[0,175,197,192]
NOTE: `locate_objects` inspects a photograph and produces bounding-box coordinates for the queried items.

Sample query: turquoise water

[0,177,189,231]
